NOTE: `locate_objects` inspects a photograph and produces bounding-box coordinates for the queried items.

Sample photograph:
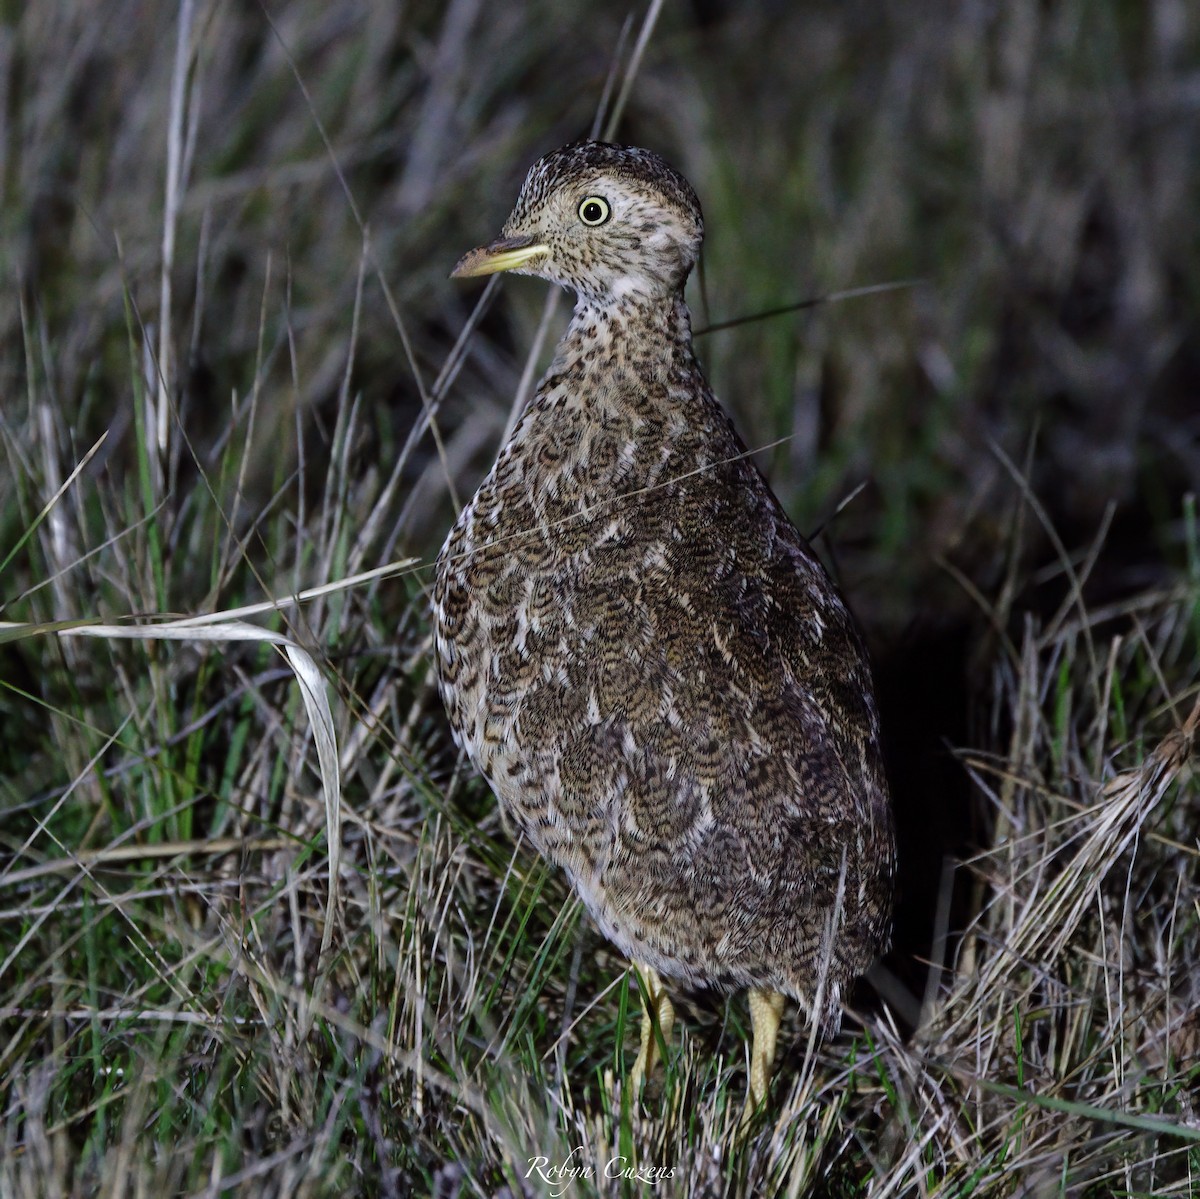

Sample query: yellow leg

[628,963,675,1092]
[741,988,786,1124]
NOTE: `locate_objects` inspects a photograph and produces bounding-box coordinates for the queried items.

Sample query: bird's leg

[628,963,675,1092]
[741,988,786,1124]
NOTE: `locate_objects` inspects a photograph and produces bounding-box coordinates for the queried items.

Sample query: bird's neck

[551,291,699,395]
[489,288,729,512]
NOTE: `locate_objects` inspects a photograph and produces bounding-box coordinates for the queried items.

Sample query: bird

[432,140,895,1116]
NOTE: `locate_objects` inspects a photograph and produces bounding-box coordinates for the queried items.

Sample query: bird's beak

[451,235,549,278]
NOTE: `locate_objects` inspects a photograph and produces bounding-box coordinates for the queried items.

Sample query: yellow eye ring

[577,196,611,226]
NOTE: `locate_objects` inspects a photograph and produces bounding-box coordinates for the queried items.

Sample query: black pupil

[583,201,603,223]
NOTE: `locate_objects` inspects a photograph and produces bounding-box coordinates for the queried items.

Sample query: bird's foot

[739,987,786,1129]
[628,962,675,1095]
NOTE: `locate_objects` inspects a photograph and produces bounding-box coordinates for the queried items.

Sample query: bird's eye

[577,196,611,226]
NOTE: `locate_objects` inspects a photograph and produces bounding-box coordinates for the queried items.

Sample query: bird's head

[451,140,704,305]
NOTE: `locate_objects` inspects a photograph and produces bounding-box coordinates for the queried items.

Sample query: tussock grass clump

[2,1,1199,1195]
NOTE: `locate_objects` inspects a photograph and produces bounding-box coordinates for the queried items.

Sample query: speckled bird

[433,140,895,1114]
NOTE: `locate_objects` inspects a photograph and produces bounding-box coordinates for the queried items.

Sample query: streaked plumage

[433,140,895,1108]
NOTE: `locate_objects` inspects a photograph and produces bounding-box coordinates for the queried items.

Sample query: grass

[2,1,1200,1195]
